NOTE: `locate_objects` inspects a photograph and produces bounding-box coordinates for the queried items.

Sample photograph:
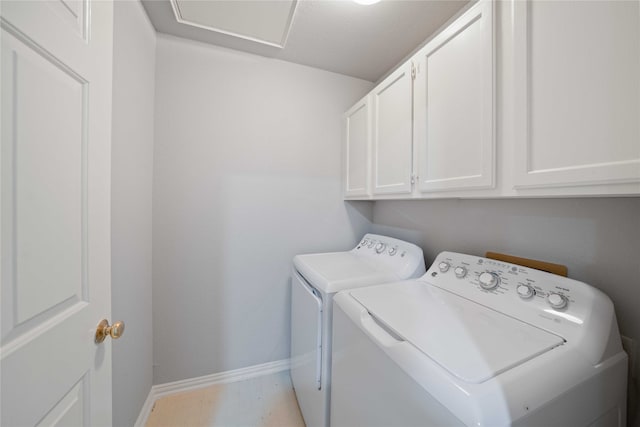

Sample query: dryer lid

[294,252,398,294]
[350,281,564,383]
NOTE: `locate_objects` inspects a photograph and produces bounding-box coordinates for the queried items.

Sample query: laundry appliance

[331,251,627,427]
[290,234,425,427]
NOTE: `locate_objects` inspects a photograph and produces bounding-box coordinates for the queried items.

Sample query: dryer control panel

[421,252,619,361]
[353,234,426,280]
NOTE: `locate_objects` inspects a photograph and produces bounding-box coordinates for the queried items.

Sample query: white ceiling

[141,0,471,82]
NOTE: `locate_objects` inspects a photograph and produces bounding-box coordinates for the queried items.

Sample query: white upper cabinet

[343,96,371,198]
[512,0,640,192]
[371,62,413,195]
[341,0,639,200]
[414,0,494,193]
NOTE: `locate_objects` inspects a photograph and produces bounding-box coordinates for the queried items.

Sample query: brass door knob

[95,319,125,343]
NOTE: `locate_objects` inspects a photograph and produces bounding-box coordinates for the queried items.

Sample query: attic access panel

[170,0,297,48]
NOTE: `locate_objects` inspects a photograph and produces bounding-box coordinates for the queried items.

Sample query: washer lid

[294,253,398,294]
[350,281,565,383]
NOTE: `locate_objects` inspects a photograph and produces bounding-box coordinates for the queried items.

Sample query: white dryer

[290,234,425,427]
[331,251,628,427]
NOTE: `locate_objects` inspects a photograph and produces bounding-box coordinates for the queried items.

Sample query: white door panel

[1,0,114,425]
[36,379,87,427]
[513,0,640,189]
[372,64,413,195]
[343,97,370,198]
[2,30,86,328]
[414,0,495,193]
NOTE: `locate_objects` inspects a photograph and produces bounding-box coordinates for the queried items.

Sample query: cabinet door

[513,0,640,190]
[343,96,371,198]
[414,0,494,193]
[372,63,413,195]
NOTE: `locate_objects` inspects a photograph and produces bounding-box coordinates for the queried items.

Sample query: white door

[343,96,371,198]
[512,0,640,190]
[1,1,114,426]
[413,0,494,193]
[372,63,413,195]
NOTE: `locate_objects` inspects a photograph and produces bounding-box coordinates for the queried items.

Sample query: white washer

[290,234,425,427]
[331,251,628,427]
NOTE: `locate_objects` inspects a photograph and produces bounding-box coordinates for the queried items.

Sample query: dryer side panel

[290,270,324,427]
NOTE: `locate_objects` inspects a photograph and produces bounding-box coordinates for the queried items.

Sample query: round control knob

[479,272,500,290]
[368,240,376,248]
[388,246,398,256]
[454,266,467,278]
[516,284,535,299]
[375,242,387,254]
[438,262,450,273]
[547,293,568,309]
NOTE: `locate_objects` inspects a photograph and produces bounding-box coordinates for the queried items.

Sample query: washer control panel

[353,234,426,280]
[421,251,613,338]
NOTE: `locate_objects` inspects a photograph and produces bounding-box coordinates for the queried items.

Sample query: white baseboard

[134,390,157,427]
[134,358,291,427]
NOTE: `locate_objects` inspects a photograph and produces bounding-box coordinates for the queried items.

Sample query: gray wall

[370,197,640,425]
[111,1,156,425]
[152,35,373,384]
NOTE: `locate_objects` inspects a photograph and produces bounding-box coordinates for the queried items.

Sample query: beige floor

[145,371,306,427]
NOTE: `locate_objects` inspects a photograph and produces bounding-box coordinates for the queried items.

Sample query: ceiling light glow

[353,0,381,5]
